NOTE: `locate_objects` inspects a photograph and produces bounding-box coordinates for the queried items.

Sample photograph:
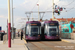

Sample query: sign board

[70,24,74,29]
[63,25,69,29]
[73,27,75,31]
[0,27,1,31]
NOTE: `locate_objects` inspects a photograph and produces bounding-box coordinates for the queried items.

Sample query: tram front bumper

[45,35,60,39]
[26,36,41,40]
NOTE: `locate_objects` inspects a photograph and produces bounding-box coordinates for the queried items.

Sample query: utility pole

[8,0,11,48]
[52,0,54,20]
[31,11,33,20]
[12,0,14,43]
[66,10,68,23]
[37,4,40,21]
[25,13,31,21]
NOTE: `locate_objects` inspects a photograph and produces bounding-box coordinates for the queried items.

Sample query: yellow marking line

[3,40,7,44]
[23,38,27,44]
[61,39,70,43]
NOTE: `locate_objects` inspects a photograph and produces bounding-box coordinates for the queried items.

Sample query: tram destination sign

[30,23,41,26]
[49,23,58,26]
[31,24,37,25]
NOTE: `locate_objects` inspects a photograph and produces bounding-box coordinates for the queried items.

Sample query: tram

[25,21,41,40]
[41,21,60,40]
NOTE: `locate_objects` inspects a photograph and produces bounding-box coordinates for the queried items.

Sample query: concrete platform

[62,39,75,43]
[0,39,28,50]
[0,41,3,44]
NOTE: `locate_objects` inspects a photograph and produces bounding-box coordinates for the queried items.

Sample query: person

[21,30,23,40]
[18,31,19,37]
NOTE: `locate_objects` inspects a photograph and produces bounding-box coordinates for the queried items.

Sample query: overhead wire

[65,0,75,12]
[61,0,75,12]
[62,0,74,7]
[46,0,60,11]
[31,0,39,11]
[59,0,75,12]
[65,7,75,12]
[46,0,75,11]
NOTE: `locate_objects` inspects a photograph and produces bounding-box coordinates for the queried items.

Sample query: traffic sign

[70,24,74,29]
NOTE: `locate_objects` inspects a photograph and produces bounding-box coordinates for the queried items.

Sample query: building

[50,17,75,39]
[50,17,75,24]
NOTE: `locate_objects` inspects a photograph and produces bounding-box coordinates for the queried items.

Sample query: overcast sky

[0,0,75,31]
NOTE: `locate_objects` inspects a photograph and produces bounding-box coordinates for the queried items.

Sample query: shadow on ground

[26,39,61,42]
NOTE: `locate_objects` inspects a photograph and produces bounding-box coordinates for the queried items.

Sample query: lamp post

[52,0,54,20]
[37,4,40,21]
[12,0,14,43]
[31,11,33,20]
[8,0,11,48]
[66,10,68,22]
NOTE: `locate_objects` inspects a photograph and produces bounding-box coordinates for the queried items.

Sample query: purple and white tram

[25,21,41,40]
[42,21,60,40]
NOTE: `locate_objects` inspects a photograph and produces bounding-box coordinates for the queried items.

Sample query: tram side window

[64,29,69,32]
[40,27,41,34]
[26,25,30,35]
[26,27,28,35]
[45,24,48,34]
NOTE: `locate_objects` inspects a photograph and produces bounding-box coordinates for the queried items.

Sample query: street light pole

[52,0,54,20]
[31,11,33,20]
[12,0,14,43]
[37,4,40,21]
[66,10,68,22]
[8,0,11,48]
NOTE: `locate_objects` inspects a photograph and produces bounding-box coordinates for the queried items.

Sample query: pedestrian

[18,31,19,37]
[21,30,23,40]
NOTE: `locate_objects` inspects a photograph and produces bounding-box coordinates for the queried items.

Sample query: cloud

[0,0,75,30]
[0,15,7,31]
[0,15,7,19]
[22,0,28,4]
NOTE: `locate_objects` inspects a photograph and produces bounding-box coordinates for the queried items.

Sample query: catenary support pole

[37,4,40,21]
[8,0,11,48]
[12,0,14,43]
[52,0,54,20]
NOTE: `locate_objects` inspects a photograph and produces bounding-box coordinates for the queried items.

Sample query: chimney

[62,17,63,19]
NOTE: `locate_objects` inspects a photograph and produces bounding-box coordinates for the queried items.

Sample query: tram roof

[26,21,40,24]
[44,21,58,23]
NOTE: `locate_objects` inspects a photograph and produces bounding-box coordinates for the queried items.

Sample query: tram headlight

[56,35,58,36]
[38,35,40,37]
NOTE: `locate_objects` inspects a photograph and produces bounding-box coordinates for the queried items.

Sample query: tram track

[28,41,58,50]
[40,41,75,50]
[30,42,44,50]
[27,41,75,50]
[39,41,61,50]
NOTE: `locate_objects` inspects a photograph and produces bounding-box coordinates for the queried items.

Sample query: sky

[0,0,75,32]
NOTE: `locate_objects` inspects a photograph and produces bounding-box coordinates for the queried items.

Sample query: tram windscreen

[48,26,58,36]
[49,28,57,36]
[49,28,56,32]
[31,26,39,35]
